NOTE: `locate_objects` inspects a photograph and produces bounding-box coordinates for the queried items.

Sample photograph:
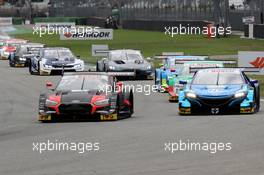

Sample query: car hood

[190,84,243,97]
[57,90,103,103]
[44,57,78,65]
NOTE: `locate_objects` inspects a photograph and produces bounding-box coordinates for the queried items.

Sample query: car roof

[64,72,111,77]
[43,47,69,50]
[62,73,111,81]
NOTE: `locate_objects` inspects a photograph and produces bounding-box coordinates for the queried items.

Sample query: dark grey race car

[96,49,154,79]
[9,43,45,67]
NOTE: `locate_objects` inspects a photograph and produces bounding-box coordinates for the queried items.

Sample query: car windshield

[109,51,143,60]
[44,50,59,58]
[192,70,244,85]
[16,46,27,55]
[58,50,74,58]
[44,49,74,59]
[56,75,109,91]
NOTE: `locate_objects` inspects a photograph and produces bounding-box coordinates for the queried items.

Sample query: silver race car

[96,49,153,79]
[29,47,84,75]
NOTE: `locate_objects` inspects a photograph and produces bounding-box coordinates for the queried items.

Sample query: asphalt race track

[0,60,264,175]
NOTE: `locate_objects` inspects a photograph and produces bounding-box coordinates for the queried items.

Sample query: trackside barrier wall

[122,20,212,32]
[244,24,264,39]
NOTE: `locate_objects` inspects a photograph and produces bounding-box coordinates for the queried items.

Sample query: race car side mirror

[77,55,80,59]
[115,81,123,93]
[250,79,258,84]
[46,81,53,89]
[179,80,187,85]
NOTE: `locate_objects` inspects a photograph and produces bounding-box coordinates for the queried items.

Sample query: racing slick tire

[115,93,133,120]
[38,93,53,123]
[124,91,134,116]
[96,62,100,72]
[9,59,15,67]
[254,85,260,113]
[29,59,38,75]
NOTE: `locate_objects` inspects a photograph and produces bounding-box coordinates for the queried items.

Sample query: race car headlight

[45,99,58,107]
[74,64,82,68]
[186,91,197,99]
[146,65,152,70]
[43,64,52,69]
[234,91,247,98]
[19,57,26,61]
[109,65,115,70]
[3,51,9,55]
[94,99,109,106]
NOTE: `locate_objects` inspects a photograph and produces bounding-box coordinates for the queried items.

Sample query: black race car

[9,43,45,67]
[38,72,134,122]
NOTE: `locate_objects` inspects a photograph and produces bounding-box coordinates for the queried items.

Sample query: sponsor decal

[238,51,264,74]
[211,108,220,114]
[250,57,264,68]
[0,17,12,26]
[60,29,113,40]
[100,114,117,121]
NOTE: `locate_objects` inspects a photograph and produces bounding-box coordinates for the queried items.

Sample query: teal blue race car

[154,55,207,92]
[178,68,260,115]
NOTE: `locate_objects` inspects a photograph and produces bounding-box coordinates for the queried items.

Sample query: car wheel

[29,60,39,75]
[116,95,121,117]
[154,71,158,85]
[29,60,33,75]
[255,86,260,113]
[129,91,134,115]
[96,62,100,72]
[104,65,108,72]
[9,59,15,67]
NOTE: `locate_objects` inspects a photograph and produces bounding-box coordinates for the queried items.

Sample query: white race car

[29,47,84,75]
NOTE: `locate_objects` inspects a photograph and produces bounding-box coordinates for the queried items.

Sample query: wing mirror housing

[179,80,187,85]
[46,81,54,90]
[250,79,258,84]
[115,81,123,92]
[146,57,152,61]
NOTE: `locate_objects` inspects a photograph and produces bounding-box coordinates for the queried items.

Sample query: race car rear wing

[189,67,261,74]
[175,60,237,65]
[153,52,184,59]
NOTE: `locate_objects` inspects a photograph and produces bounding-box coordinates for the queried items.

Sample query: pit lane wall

[122,20,211,32]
